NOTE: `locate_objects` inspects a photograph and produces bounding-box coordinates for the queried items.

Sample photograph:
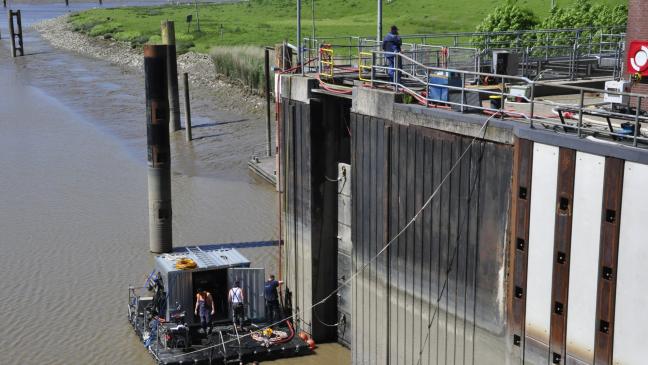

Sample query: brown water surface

[0,2,348,363]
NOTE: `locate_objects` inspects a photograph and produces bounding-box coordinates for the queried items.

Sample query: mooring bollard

[144,45,173,254]
[264,48,272,157]
[161,21,181,133]
[8,10,24,57]
[183,72,192,142]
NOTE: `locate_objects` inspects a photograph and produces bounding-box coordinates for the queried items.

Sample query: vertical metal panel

[351,113,360,365]
[472,136,511,364]
[509,138,534,362]
[433,136,445,365]
[422,133,434,365]
[413,127,424,365]
[379,124,391,365]
[367,116,382,364]
[227,267,267,321]
[294,102,305,331]
[613,161,648,365]
[447,133,462,363]
[405,126,416,365]
[303,103,314,334]
[526,143,559,348]
[389,123,400,365]
[455,136,471,365]
[376,120,388,365]
[362,115,371,363]
[166,270,193,322]
[549,148,576,364]
[593,157,624,365]
[567,152,605,363]
[438,138,452,365]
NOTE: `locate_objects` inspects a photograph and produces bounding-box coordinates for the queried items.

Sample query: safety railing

[304,26,625,82]
[364,50,648,149]
[319,45,335,79]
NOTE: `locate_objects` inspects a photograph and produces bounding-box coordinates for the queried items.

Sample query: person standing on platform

[264,274,283,323]
[228,281,245,328]
[382,25,403,83]
[194,287,215,334]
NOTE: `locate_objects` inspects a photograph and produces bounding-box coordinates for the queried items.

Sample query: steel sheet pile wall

[281,99,314,336]
[280,96,348,342]
[350,113,513,365]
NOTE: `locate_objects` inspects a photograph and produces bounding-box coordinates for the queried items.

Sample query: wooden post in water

[161,21,181,133]
[8,11,14,56]
[65,0,69,7]
[99,0,103,5]
[8,10,24,57]
[183,72,192,142]
[264,48,272,157]
[144,45,172,254]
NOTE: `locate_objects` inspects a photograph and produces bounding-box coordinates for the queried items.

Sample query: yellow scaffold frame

[319,45,334,79]
[358,51,373,82]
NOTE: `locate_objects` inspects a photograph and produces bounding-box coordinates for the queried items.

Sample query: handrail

[363,49,648,148]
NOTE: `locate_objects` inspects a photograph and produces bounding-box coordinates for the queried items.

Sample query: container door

[227,267,266,322]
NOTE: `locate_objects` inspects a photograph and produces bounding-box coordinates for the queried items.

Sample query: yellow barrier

[319,45,334,79]
[358,51,373,82]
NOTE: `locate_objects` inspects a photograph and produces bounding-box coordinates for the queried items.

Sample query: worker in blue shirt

[382,25,402,83]
[264,274,283,322]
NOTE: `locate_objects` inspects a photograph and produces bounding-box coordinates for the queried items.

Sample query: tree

[472,0,539,49]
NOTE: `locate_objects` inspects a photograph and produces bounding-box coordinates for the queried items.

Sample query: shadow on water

[191,119,249,129]
[191,133,229,141]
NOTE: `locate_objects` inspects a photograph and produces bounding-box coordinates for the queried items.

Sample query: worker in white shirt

[228,280,245,328]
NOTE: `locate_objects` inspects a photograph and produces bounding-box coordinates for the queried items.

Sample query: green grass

[69,0,627,52]
[68,0,626,92]
[211,45,266,91]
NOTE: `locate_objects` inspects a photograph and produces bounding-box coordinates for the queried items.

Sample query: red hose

[274,319,295,345]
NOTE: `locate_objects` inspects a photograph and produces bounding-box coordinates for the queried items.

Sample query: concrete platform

[248,155,277,186]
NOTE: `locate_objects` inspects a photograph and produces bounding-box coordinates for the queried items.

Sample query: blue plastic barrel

[428,73,461,102]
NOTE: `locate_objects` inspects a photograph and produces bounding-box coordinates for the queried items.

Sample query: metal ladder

[186,246,217,267]
[219,329,243,365]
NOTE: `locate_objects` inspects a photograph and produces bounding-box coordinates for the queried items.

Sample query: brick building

[626,0,648,106]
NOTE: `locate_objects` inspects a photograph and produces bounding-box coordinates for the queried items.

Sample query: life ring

[629,41,648,74]
[174,257,197,270]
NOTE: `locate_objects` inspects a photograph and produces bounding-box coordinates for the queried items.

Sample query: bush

[531,0,627,57]
[472,0,538,48]
[210,46,268,92]
[472,0,627,56]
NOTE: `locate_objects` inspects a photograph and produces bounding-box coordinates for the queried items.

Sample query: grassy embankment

[69,0,626,90]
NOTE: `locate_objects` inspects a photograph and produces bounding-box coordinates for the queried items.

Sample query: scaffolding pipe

[377,0,382,42]
[297,0,302,75]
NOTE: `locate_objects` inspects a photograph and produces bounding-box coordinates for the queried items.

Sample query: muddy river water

[0,1,348,363]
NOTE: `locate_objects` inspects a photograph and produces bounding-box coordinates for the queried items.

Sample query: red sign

[628,40,648,76]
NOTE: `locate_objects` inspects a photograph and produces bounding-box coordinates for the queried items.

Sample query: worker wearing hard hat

[382,25,403,83]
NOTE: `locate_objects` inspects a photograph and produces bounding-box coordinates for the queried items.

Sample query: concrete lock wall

[280,76,648,364]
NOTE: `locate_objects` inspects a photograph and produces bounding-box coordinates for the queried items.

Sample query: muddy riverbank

[34,14,267,116]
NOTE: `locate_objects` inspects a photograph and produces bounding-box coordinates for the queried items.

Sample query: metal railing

[302,26,625,81]
[363,50,648,148]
